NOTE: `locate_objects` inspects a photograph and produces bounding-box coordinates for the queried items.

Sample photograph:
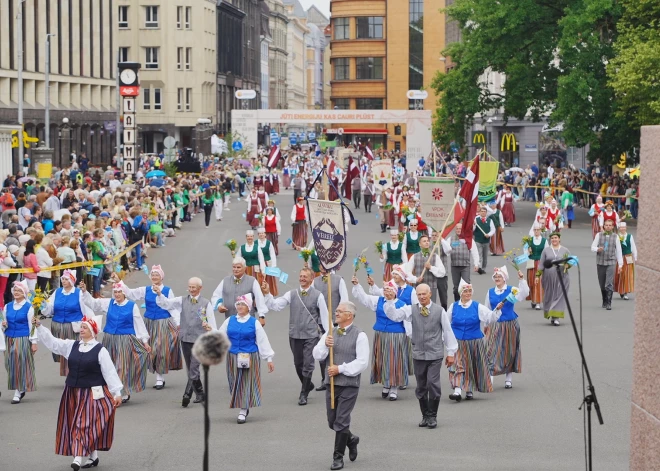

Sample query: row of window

[333,98,384,110]
[334,17,384,40]
[118,6,192,30]
[333,57,383,80]
[119,47,192,71]
[142,87,193,111]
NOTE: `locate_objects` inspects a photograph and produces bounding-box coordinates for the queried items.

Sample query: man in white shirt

[473,206,496,275]
[591,219,623,310]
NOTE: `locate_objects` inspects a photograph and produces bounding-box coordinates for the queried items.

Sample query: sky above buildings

[299,0,330,18]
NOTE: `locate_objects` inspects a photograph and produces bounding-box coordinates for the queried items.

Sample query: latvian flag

[457,156,480,249]
[267,145,281,168]
[364,144,375,161]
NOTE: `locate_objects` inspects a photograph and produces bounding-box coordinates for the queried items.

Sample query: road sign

[235,90,257,100]
[123,160,135,174]
[164,136,176,149]
[232,141,243,151]
[124,144,136,159]
[123,98,136,113]
[308,132,316,140]
[290,136,298,145]
[406,90,428,100]
[123,129,135,145]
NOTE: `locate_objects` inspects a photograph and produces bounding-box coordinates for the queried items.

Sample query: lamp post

[59,117,70,168]
[17,0,26,169]
[45,33,56,148]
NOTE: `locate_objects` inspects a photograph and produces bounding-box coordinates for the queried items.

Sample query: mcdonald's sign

[472,131,486,147]
[501,132,517,152]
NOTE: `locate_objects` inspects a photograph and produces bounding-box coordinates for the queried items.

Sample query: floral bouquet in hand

[374,241,383,256]
[401,207,413,220]
[225,239,237,257]
[398,232,405,242]
[196,306,208,324]
[299,247,314,262]
[382,203,393,211]
[503,248,523,271]
[30,288,51,334]
[521,236,533,247]
[353,248,368,274]
[505,287,520,304]
[562,253,578,274]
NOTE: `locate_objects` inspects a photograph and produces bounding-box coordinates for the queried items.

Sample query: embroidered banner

[372,158,393,193]
[306,199,347,271]
[476,160,500,202]
[418,177,457,230]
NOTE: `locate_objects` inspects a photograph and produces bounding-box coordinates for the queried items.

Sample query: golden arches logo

[616,153,627,169]
[501,133,517,152]
[11,130,40,149]
[473,132,486,144]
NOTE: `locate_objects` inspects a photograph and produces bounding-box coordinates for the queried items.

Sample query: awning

[323,128,388,135]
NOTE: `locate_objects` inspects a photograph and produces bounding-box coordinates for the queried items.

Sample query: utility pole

[17,0,26,169]
[45,33,56,148]
[116,50,121,166]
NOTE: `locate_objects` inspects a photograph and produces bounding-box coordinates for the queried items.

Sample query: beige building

[0,0,118,167]
[117,0,216,153]
[267,0,289,111]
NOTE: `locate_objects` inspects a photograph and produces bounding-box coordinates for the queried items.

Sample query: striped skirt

[51,321,77,377]
[56,385,116,456]
[4,336,37,392]
[370,331,410,387]
[144,318,183,375]
[101,333,149,394]
[490,229,505,255]
[527,261,544,304]
[591,216,600,239]
[486,319,522,376]
[226,352,262,409]
[292,221,308,247]
[448,338,493,393]
[266,232,279,255]
[383,262,395,283]
[615,258,635,294]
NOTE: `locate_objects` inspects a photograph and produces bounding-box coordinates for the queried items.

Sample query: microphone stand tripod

[554,264,604,471]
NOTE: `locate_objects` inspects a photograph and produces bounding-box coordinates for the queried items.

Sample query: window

[176,6,182,29]
[145,6,158,28]
[185,88,192,111]
[185,7,191,29]
[153,88,162,110]
[356,98,383,109]
[333,99,350,110]
[409,0,424,90]
[119,47,129,62]
[334,18,349,40]
[177,47,182,70]
[185,48,192,70]
[333,58,349,80]
[145,47,159,69]
[356,57,383,80]
[177,88,183,111]
[356,17,383,39]
[118,6,128,28]
[143,88,151,110]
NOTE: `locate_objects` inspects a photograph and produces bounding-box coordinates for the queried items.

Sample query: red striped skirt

[615,257,635,294]
[502,202,515,223]
[4,336,37,392]
[292,221,308,247]
[272,179,280,194]
[383,262,395,283]
[486,319,522,376]
[51,321,77,377]
[490,229,505,255]
[282,174,291,188]
[56,386,116,456]
[527,261,543,304]
[370,331,410,387]
[144,318,183,375]
[101,334,149,394]
[448,338,493,393]
[591,217,600,239]
[265,232,279,255]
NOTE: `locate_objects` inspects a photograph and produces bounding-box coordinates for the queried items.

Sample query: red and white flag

[267,145,281,168]
[327,157,337,177]
[344,157,361,200]
[364,144,374,161]
[457,156,480,249]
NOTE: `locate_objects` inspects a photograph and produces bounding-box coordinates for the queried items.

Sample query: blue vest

[488,286,517,322]
[451,301,484,340]
[65,342,106,388]
[4,302,31,338]
[104,300,136,335]
[144,286,171,320]
[227,316,259,355]
[373,297,406,333]
[397,285,414,306]
[52,288,84,324]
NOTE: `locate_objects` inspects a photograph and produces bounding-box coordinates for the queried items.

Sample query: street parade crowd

[0,146,639,470]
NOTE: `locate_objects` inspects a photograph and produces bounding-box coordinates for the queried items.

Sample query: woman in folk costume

[2,281,38,404]
[379,230,404,282]
[83,283,151,403]
[264,171,274,194]
[533,192,554,219]
[256,183,269,211]
[34,314,123,470]
[213,185,224,222]
[110,266,182,390]
[589,195,605,239]
[272,172,280,194]
[246,188,262,228]
[527,223,549,310]
[447,279,503,402]
[257,228,279,296]
[598,200,620,231]
[263,199,282,222]
[398,193,413,232]
[218,295,275,424]
[487,199,505,255]
[500,187,516,226]
[536,232,571,326]
[615,222,637,300]
[263,206,281,255]
[546,199,563,231]
[240,230,266,278]
[377,187,396,233]
[40,269,93,376]
[352,277,410,401]
[403,219,422,260]
[291,197,309,248]
[484,267,528,389]
[529,210,555,237]
[282,165,292,190]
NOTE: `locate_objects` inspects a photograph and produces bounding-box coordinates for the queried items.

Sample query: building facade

[118,0,217,154]
[0,0,118,168]
[266,0,289,111]
[283,1,309,122]
[260,1,272,111]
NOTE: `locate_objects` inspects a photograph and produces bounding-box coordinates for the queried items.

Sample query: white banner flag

[418,177,457,230]
[306,199,347,271]
[372,158,393,192]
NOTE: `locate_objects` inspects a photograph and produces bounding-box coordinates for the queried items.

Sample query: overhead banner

[372,158,393,192]
[307,199,347,271]
[476,160,499,202]
[418,177,457,230]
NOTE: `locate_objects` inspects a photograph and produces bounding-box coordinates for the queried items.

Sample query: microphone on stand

[543,256,576,269]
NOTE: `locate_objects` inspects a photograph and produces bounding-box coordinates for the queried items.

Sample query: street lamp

[17,0,27,169]
[45,33,57,148]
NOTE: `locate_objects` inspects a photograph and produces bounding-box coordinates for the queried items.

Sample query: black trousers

[37,276,49,292]
[352,191,361,208]
[326,385,360,432]
[436,276,449,311]
[293,189,302,203]
[181,341,201,381]
[203,204,213,226]
[289,337,319,380]
[413,358,443,400]
[364,194,373,212]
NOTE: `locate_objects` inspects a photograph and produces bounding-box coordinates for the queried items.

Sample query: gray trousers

[289,337,319,381]
[451,265,471,301]
[413,358,443,400]
[181,341,200,381]
[597,264,616,292]
[436,276,448,311]
[326,385,360,432]
[476,242,489,269]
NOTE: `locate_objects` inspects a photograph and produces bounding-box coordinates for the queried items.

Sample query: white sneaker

[552,319,560,326]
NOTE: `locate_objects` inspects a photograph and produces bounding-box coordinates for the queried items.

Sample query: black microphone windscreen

[543,259,554,269]
[192,331,230,366]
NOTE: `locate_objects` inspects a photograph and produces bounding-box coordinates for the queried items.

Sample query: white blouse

[82,292,150,343]
[1,300,38,343]
[119,281,180,326]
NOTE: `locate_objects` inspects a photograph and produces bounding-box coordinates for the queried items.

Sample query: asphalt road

[0,192,634,471]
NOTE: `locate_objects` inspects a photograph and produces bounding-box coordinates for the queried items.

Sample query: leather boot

[418,398,430,427]
[192,379,205,404]
[380,224,387,233]
[331,432,349,470]
[298,377,311,406]
[182,380,194,408]
[605,290,613,310]
[427,399,440,429]
[346,431,359,462]
[601,290,606,308]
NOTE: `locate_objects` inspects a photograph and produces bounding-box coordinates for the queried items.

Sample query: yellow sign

[37,162,53,179]
[473,132,486,144]
[616,153,627,169]
[11,130,40,149]
[501,133,517,152]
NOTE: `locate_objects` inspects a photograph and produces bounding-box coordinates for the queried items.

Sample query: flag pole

[322,156,335,410]
[418,197,459,279]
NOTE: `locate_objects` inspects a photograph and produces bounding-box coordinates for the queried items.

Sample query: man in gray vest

[449,222,480,301]
[262,267,329,405]
[384,284,458,429]
[591,218,623,310]
[363,177,375,213]
[211,256,268,324]
[473,205,495,275]
[404,234,446,304]
[313,301,369,470]
[292,174,306,203]
[351,175,362,209]
[431,231,453,311]
[313,266,349,391]
[155,277,216,407]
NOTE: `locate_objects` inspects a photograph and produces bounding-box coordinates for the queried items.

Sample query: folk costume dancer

[111,266,182,390]
[211,256,268,322]
[240,230,266,278]
[591,219,623,310]
[500,188,516,226]
[404,233,447,304]
[448,222,480,301]
[2,281,37,404]
[404,219,422,260]
[83,284,151,403]
[487,200,505,255]
[615,222,637,300]
[363,178,375,213]
[484,267,528,389]
[589,196,605,239]
[447,279,503,402]
[383,284,457,428]
[246,189,262,229]
[312,301,369,470]
[352,278,410,401]
[256,184,268,216]
[546,200,563,232]
[529,211,554,238]
[473,206,496,274]
[379,229,404,282]
[431,233,452,311]
[213,186,224,222]
[34,315,122,471]
[536,232,571,326]
[263,207,281,255]
[291,197,309,248]
[257,228,279,296]
[376,187,396,233]
[262,268,329,405]
[526,223,548,310]
[218,295,275,424]
[598,200,620,232]
[155,278,216,407]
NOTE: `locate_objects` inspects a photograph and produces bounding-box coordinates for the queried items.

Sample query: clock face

[120,69,137,85]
